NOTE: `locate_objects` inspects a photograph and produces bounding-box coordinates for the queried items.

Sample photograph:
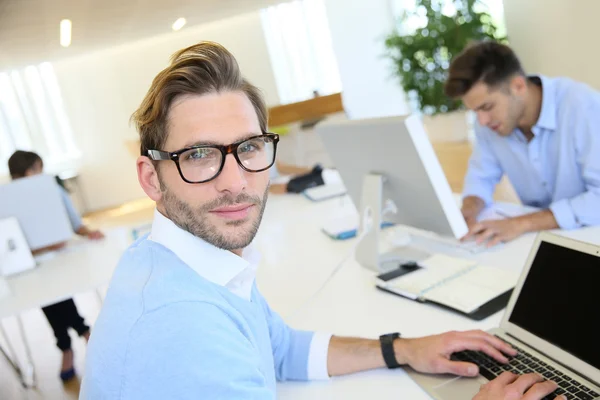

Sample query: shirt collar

[149,209,260,287]
[532,75,557,132]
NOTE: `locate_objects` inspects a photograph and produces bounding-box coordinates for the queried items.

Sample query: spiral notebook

[375,254,518,320]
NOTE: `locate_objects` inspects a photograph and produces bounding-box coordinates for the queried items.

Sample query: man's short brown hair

[131,41,268,156]
[445,41,525,99]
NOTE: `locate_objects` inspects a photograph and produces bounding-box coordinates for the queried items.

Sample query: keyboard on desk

[407,231,491,254]
[452,341,599,400]
[456,240,489,254]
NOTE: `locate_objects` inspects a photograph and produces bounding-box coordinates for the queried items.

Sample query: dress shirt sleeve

[306,331,332,380]
[549,98,600,229]
[462,125,504,206]
[59,186,83,231]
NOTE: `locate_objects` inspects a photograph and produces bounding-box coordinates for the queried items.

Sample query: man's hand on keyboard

[462,218,528,247]
[473,371,565,400]
[396,330,517,377]
[461,196,486,229]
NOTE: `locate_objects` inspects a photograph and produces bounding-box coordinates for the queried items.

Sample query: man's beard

[505,94,526,134]
[160,182,269,251]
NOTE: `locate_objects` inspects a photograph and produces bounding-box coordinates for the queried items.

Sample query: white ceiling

[0,0,288,69]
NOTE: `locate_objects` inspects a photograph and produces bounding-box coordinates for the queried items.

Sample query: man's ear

[137,156,162,202]
[509,75,527,96]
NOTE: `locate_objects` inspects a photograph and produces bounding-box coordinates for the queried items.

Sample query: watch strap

[379,332,402,369]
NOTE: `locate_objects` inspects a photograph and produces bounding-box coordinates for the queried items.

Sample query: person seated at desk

[8,150,104,382]
[80,42,563,400]
[445,41,600,247]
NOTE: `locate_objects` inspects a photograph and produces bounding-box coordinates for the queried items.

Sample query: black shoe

[60,368,76,382]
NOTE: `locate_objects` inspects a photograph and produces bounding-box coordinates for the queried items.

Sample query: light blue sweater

[80,237,314,399]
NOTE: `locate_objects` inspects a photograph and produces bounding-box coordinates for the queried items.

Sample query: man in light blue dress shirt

[81,42,560,400]
[445,41,600,247]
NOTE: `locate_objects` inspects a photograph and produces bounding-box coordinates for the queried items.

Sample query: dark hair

[445,41,525,98]
[8,150,43,179]
[131,41,267,157]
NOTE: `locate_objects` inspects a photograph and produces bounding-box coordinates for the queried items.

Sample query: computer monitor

[0,174,73,251]
[317,114,467,237]
[316,115,469,270]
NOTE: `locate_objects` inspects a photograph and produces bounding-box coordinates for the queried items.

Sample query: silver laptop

[407,231,600,400]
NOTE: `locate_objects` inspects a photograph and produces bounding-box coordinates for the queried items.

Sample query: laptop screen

[509,241,600,369]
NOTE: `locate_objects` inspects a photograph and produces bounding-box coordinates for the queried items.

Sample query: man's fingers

[462,224,485,241]
[452,338,509,364]
[473,341,510,364]
[510,373,545,394]
[436,359,479,377]
[474,227,497,244]
[490,371,519,386]
[521,380,558,400]
[487,234,504,248]
[463,331,518,357]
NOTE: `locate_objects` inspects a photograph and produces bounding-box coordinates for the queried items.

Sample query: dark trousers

[41,298,89,351]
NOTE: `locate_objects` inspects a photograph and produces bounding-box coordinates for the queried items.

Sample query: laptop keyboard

[451,339,599,400]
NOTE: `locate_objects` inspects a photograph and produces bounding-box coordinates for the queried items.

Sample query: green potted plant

[384,0,505,141]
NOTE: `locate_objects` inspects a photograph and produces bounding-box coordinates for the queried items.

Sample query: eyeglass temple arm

[147,149,174,161]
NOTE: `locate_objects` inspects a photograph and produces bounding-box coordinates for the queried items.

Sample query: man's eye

[239,139,264,153]
[186,149,214,160]
[239,143,258,153]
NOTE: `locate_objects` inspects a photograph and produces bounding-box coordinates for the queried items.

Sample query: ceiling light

[172,17,186,31]
[60,19,72,47]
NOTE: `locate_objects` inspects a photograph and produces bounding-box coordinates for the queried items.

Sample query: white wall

[503,0,600,89]
[324,0,410,119]
[53,11,279,212]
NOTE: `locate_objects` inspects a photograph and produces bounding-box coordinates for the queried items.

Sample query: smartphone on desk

[375,262,423,300]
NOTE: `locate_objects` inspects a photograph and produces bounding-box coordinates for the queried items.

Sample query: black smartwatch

[379,332,402,369]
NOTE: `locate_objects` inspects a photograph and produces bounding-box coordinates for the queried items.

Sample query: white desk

[2,194,599,396]
[0,229,131,387]
[249,194,600,399]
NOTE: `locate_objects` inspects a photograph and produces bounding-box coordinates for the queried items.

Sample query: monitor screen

[509,241,600,369]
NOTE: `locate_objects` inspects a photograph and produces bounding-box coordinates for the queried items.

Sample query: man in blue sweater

[81,42,561,400]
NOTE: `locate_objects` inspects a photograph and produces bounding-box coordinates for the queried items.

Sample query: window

[0,62,79,176]
[261,0,342,105]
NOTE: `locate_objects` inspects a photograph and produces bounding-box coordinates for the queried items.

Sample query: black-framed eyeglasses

[147,133,279,184]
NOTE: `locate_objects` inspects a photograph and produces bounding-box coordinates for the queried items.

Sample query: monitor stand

[355,174,432,273]
[354,174,478,273]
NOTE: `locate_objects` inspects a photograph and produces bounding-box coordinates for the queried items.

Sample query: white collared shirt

[149,209,331,380]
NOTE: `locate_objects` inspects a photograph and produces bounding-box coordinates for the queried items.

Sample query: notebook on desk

[375,254,518,320]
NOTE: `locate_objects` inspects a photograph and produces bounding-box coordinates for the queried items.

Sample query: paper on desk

[424,265,518,314]
[418,254,477,270]
[0,277,11,300]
